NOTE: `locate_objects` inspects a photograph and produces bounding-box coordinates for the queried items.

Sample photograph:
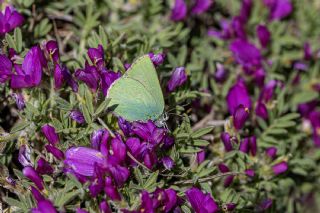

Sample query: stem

[97,117,115,138]
[174,171,245,185]
[126,152,151,172]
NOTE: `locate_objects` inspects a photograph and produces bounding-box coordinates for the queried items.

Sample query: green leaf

[291,91,318,105]
[14,28,23,52]
[10,121,30,133]
[3,197,27,210]
[191,127,214,138]
[95,98,111,116]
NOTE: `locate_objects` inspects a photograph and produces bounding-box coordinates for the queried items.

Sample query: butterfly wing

[107,77,161,121]
[126,55,164,114]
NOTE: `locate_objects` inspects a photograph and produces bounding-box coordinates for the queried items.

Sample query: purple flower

[10,45,47,89]
[254,68,266,86]
[36,157,54,175]
[170,0,187,21]
[264,0,293,20]
[31,199,57,213]
[118,117,132,136]
[196,150,206,164]
[191,0,213,15]
[18,145,32,167]
[304,42,312,60]
[231,16,247,40]
[132,121,166,144]
[309,111,320,147]
[256,25,271,48]
[12,93,25,110]
[218,163,234,187]
[265,147,277,159]
[255,102,268,120]
[238,0,252,23]
[239,138,249,154]
[214,63,228,83]
[245,169,255,177]
[230,39,262,72]
[101,70,121,96]
[45,145,64,160]
[259,80,278,103]
[221,132,233,152]
[46,40,59,63]
[233,104,250,130]
[0,54,12,83]
[75,64,100,91]
[64,147,105,176]
[41,124,60,145]
[22,166,44,190]
[89,164,105,197]
[167,67,187,92]
[186,187,219,213]
[88,45,104,70]
[149,52,165,67]
[99,201,112,213]
[91,129,109,150]
[0,6,24,36]
[76,209,89,213]
[53,63,63,89]
[298,101,318,118]
[104,176,121,200]
[30,186,45,202]
[226,80,251,114]
[272,161,288,175]
[61,65,78,92]
[70,110,85,124]
[207,19,232,40]
[162,135,175,149]
[162,156,174,170]
[257,198,273,211]
[249,136,257,156]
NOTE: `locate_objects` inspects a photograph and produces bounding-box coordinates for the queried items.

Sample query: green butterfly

[107,55,167,125]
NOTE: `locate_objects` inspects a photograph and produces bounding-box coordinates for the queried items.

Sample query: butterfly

[107,55,167,127]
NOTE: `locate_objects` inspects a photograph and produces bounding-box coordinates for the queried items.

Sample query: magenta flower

[18,145,32,167]
[30,186,45,202]
[36,158,54,175]
[264,0,293,20]
[88,44,104,70]
[255,102,268,120]
[186,187,219,213]
[61,65,78,92]
[75,64,100,91]
[162,156,175,170]
[99,200,112,213]
[167,67,187,92]
[118,117,132,136]
[207,19,232,40]
[259,80,278,103]
[65,147,105,176]
[104,176,121,200]
[149,52,165,67]
[70,110,85,124]
[226,80,251,115]
[265,147,277,159]
[0,6,24,36]
[309,111,320,147]
[91,129,109,150]
[239,136,257,155]
[218,163,234,187]
[0,54,12,83]
[230,39,262,72]
[132,121,166,144]
[257,198,273,211]
[214,63,228,83]
[304,42,312,60]
[170,0,187,21]
[45,40,59,63]
[221,132,233,152]
[272,161,288,175]
[233,104,250,129]
[101,70,121,96]
[191,0,213,15]
[22,166,44,190]
[45,145,64,160]
[88,164,105,197]
[31,199,57,213]
[245,169,255,177]
[41,124,60,145]
[53,63,63,89]
[256,25,271,48]
[238,0,252,23]
[196,150,206,164]
[10,45,47,89]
